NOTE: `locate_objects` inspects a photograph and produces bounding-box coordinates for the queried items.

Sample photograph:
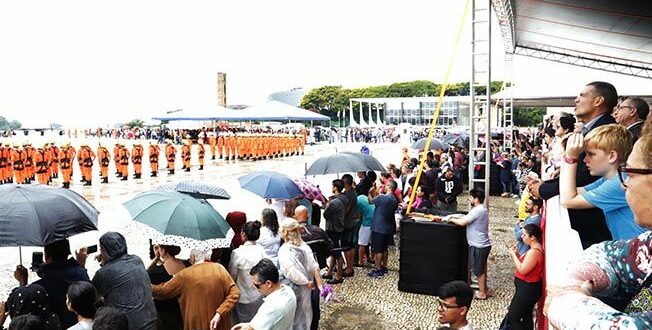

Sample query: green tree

[126,119,145,128]
[300,86,349,118]
[0,116,22,130]
[514,107,546,127]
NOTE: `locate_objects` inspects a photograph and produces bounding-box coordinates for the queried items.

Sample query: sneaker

[326,277,344,284]
[367,269,384,278]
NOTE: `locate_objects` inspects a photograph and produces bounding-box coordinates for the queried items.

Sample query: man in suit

[612,96,649,142]
[528,81,618,249]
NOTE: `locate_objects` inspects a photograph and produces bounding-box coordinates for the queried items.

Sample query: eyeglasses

[616,105,636,111]
[437,298,461,311]
[253,281,264,289]
[617,165,652,188]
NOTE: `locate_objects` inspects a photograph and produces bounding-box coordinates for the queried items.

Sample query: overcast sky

[1,0,650,128]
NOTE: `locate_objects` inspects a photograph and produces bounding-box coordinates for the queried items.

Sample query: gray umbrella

[411,138,450,151]
[441,133,469,148]
[0,184,99,247]
[306,153,371,175]
[341,152,385,172]
[158,180,231,199]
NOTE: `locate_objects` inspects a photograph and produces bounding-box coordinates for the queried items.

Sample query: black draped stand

[398,219,469,296]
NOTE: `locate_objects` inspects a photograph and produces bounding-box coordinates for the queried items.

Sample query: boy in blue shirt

[560,124,646,240]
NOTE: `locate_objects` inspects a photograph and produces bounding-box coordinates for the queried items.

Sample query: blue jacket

[35,258,90,329]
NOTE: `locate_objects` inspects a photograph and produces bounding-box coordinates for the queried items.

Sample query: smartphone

[86,245,98,254]
[31,252,44,271]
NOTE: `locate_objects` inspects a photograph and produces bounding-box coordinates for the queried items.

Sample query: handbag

[625,274,652,314]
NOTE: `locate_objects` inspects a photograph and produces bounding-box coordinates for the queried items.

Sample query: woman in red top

[506,224,544,330]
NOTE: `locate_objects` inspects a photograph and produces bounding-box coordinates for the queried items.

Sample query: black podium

[398,220,469,296]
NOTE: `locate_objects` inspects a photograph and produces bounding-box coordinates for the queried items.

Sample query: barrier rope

[406,0,472,215]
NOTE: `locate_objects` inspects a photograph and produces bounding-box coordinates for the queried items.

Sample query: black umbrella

[0,184,99,260]
[306,153,371,176]
[158,180,231,200]
[341,152,385,172]
[411,138,450,151]
[441,133,469,148]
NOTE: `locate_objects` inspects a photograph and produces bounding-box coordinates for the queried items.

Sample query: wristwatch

[564,156,578,164]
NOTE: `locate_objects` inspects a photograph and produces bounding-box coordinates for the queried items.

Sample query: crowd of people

[0,130,307,188]
[1,81,650,329]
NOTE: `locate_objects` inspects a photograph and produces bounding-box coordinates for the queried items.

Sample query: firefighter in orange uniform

[217,132,225,159]
[11,144,25,184]
[49,142,60,180]
[229,133,237,161]
[23,142,35,183]
[181,139,191,172]
[197,138,205,170]
[132,142,144,179]
[58,143,74,188]
[0,143,9,184]
[118,143,130,181]
[78,143,95,186]
[34,145,51,185]
[224,132,232,161]
[149,141,160,177]
[208,133,217,160]
[165,140,176,175]
[97,142,110,184]
[113,142,121,177]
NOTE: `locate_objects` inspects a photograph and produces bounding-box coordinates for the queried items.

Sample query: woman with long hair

[257,208,281,265]
[278,218,323,330]
[505,224,544,330]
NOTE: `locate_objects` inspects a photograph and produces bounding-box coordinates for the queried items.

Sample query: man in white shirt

[231,259,296,330]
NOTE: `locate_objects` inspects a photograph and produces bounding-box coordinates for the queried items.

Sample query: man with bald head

[294,205,332,330]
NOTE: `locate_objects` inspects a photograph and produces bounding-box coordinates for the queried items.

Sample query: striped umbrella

[158,180,231,200]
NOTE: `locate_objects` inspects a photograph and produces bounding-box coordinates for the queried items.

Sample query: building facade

[350,96,471,127]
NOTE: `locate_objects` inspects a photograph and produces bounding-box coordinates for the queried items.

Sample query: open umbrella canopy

[305,153,371,176]
[123,190,232,249]
[292,178,327,203]
[157,180,231,200]
[341,152,386,172]
[238,171,303,199]
[411,138,450,151]
[441,134,469,148]
[0,184,99,247]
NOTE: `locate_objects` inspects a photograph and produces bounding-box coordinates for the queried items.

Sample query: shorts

[358,226,372,246]
[469,246,491,276]
[371,231,392,253]
[341,228,355,251]
[326,231,344,259]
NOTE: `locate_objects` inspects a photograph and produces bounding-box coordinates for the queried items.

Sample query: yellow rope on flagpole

[406,0,472,215]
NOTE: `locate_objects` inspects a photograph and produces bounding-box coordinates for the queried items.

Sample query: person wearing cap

[11,144,26,184]
[97,142,110,184]
[58,143,74,188]
[34,145,51,185]
[24,142,35,183]
[78,143,96,186]
[165,140,176,175]
[148,141,160,177]
[117,142,130,181]
[0,142,9,184]
[197,138,205,170]
[436,166,463,212]
[48,142,60,180]
[181,139,191,172]
[131,142,144,179]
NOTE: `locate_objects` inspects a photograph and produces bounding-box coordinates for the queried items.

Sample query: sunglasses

[617,165,652,188]
[253,281,265,289]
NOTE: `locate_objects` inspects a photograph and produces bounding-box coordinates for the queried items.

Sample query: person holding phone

[12,239,90,329]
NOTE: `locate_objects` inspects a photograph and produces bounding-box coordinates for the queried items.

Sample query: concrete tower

[217,72,227,107]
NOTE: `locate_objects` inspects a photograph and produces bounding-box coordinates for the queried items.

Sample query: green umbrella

[123,190,232,249]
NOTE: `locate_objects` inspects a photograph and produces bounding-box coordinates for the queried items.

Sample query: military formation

[0,132,306,188]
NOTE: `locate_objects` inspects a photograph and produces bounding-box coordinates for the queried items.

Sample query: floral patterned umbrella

[292,178,327,203]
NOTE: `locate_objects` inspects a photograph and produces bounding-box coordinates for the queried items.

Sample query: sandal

[321,274,333,280]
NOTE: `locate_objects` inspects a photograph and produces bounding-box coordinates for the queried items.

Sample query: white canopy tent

[152,101,330,122]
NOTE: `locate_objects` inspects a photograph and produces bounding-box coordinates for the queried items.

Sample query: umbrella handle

[19,246,23,265]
